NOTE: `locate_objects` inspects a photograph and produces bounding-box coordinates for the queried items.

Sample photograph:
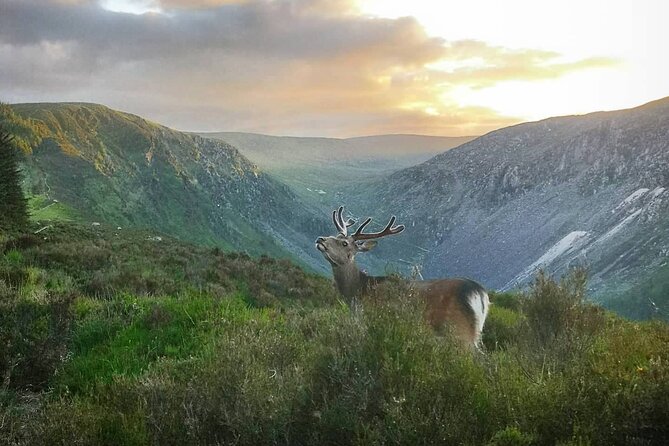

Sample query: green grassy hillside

[0,103,328,270]
[606,262,669,321]
[1,223,667,445]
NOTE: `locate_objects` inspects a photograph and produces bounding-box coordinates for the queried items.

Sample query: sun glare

[360,0,669,122]
[100,0,162,14]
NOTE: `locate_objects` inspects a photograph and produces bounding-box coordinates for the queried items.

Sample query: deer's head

[315,206,405,267]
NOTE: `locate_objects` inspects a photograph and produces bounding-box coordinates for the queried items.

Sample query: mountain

[4,99,668,318]
[362,97,669,312]
[199,132,474,207]
[1,102,329,270]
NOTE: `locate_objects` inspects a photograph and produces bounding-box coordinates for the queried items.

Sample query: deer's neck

[332,262,388,299]
[332,261,367,299]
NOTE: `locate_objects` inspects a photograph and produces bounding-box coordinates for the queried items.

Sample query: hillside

[1,222,668,445]
[200,132,474,207]
[361,97,669,314]
[3,99,669,319]
[1,103,329,271]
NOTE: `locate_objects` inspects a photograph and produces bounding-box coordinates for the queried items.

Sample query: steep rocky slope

[1,103,329,270]
[362,97,669,307]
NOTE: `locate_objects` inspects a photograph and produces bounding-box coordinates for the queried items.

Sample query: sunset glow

[360,0,669,123]
[1,0,667,136]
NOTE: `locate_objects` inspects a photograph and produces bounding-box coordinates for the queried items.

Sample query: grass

[28,195,79,223]
[606,262,669,322]
[1,222,668,445]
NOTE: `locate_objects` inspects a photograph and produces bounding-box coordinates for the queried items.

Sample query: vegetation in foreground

[0,223,668,446]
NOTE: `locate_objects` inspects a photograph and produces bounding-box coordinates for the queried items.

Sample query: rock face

[3,103,329,271]
[365,97,669,300]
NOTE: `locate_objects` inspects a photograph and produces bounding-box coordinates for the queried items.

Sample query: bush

[482,305,523,349]
[487,426,535,446]
[521,268,606,360]
[0,223,667,445]
[0,290,75,390]
[490,291,522,311]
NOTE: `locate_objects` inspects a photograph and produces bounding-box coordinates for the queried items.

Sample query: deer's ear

[356,240,377,252]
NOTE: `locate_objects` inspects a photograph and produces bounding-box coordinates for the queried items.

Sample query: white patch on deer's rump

[469,290,490,341]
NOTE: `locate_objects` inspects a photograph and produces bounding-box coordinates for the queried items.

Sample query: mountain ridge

[4,97,669,318]
[1,102,330,271]
[362,96,669,314]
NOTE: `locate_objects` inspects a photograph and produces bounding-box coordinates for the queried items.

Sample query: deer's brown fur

[316,206,489,348]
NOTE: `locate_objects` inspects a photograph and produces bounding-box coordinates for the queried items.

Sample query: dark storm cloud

[1,0,444,63]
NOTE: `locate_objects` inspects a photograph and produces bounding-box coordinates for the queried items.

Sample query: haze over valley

[201,132,475,207]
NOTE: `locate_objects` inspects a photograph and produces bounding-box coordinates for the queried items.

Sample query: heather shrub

[482,305,523,349]
[0,289,74,390]
[0,224,667,445]
[520,268,607,364]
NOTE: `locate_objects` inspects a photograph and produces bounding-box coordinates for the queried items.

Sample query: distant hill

[1,102,329,271]
[199,132,475,207]
[362,97,669,315]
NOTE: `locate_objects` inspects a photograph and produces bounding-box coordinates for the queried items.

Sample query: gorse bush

[1,224,668,445]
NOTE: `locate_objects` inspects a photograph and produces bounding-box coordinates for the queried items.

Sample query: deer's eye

[342,241,348,247]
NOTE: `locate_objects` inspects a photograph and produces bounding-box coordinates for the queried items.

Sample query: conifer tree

[0,127,29,232]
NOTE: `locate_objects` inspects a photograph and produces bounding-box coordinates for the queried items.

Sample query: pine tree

[0,127,29,232]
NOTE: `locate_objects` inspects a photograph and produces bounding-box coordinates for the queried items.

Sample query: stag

[316,206,489,348]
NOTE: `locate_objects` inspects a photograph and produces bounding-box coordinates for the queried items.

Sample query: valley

[200,132,474,208]
[3,98,669,319]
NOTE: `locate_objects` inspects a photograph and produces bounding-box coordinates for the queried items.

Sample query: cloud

[152,0,359,16]
[154,0,358,15]
[437,40,616,88]
[0,0,616,136]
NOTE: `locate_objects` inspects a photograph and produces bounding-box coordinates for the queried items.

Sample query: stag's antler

[332,206,355,235]
[352,215,405,241]
[333,206,404,239]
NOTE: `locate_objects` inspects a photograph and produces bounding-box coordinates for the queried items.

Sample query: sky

[1,0,667,137]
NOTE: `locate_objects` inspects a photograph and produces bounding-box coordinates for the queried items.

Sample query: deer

[315,206,490,348]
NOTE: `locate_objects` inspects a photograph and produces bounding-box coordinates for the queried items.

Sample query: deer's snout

[315,237,327,251]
